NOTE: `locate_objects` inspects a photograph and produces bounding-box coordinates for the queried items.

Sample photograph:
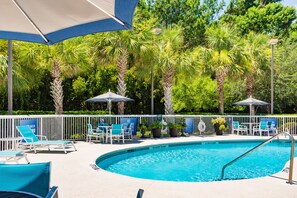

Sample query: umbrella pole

[108,100,111,115]
[8,40,13,115]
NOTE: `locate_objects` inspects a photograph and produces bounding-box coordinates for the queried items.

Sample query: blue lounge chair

[109,124,124,144]
[0,138,30,164]
[86,123,104,143]
[232,121,248,135]
[0,162,58,198]
[16,125,76,154]
[0,150,30,164]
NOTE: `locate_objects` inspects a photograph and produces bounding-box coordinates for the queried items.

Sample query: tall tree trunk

[216,68,226,114]
[50,61,63,114]
[163,65,174,115]
[117,48,128,114]
[246,71,255,97]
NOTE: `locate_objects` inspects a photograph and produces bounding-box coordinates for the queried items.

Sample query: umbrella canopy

[0,0,139,44]
[0,0,139,114]
[234,96,269,116]
[234,96,269,106]
[86,90,134,114]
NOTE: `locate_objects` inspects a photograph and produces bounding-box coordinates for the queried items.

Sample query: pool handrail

[220,131,295,184]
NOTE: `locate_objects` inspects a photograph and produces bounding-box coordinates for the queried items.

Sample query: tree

[153,27,189,114]
[201,25,242,114]
[222,3,297,38]
[150,0,224,48]
[88,29,143,114]
[16,39,89,114]
[242,32,270,97]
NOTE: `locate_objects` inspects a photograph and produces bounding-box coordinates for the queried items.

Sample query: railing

[0,114,296,150]
[220,131,295,184]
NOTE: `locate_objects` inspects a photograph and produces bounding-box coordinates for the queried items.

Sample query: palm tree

[0,44,41,109]
[17,39,89,114]
[153,27,189,114]
[243,32,270,97]
[203,25,241,114]
[90,30,142,114]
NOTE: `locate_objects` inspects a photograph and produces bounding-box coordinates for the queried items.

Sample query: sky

[282,0,297,8]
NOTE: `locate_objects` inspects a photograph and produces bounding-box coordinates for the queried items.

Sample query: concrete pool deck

[26,135,297,198]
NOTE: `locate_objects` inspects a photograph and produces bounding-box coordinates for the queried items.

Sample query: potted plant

[211,117,228,135]
[168,123,181,137]
[179,118,187,136]
[138,123,148,138]
[150,121,163,138]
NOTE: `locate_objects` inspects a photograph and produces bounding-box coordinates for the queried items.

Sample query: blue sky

[282,0,297,8]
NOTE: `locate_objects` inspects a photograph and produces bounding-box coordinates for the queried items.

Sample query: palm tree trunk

[163,65,174,115]
[50,61,63,114]
[216,68,226,114]
[117,48,128,114]
[246,72,255,97]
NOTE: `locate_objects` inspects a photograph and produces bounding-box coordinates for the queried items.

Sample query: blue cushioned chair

[16,125,77,154]
[232,121,248,135]
[109,124,124,144]
[0,162,58,198]
[87,124,104,143]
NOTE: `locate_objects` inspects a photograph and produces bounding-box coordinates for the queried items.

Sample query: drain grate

[90,164,99,170]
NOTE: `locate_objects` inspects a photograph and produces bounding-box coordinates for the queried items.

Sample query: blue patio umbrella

[0,0,139,114]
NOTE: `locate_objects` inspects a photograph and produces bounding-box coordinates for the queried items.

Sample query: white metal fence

[0,114,296,150]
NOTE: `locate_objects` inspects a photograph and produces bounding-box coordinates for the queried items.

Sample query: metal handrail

[220,131,295,184]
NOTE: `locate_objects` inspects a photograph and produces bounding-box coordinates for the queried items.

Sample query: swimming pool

[96,140,294,182]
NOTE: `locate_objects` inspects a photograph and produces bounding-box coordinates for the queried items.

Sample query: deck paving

[26,135,297,198]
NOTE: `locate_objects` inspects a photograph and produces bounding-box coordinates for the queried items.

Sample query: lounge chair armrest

[45,186,58,198]
[36,135,48,141]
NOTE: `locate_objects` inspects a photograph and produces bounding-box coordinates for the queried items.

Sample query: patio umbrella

[0,0,139,114]
[86,89,134,114]
[234,96,269,117]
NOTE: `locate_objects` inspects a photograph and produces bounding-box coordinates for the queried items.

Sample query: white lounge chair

[16,125,76,154]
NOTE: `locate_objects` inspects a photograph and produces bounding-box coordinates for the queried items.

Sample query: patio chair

[16,125,77,154]
[86,124,104,143]
[0,138,30,164]
[261,118,278,136]
[232,121,248,135]
[98,122,109,133]
[252,121,269,136]
[0,162,58,198]
[109,124,124,144]
[123,122,133,140]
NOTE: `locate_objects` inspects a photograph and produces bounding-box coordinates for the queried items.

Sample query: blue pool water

[96,140,295,182]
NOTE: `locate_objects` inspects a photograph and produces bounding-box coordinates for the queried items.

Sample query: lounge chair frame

[0,138,30,164]
[16,125,77,154]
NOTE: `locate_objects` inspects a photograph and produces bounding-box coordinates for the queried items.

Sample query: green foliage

[0,2,296,114]
[211,117,228,131]
[149,121,163,129]
[222,3,297,37]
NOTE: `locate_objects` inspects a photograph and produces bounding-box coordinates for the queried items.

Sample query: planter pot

[169,128,178,137]
[214,124,225,135]
[140,129,146,138]
[152,128,161,138]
